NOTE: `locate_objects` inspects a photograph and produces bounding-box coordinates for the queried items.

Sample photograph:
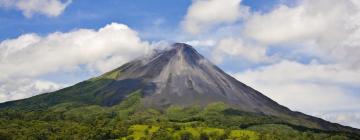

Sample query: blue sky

[0,0,190,40]
[0,0,286,41]
[0,0,360,128]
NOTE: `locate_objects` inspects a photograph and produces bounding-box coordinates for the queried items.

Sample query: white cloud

[182,0,249,34]
[0,22,151,80]
[315,112,360,129]
[0,79,64,102]
[185,39,216,47]
[0,22,151,102]
[0,0,71,18]
[0,23,151,102]
[244,0,360,67]
[232,60,360,128]
[211,38,270,63]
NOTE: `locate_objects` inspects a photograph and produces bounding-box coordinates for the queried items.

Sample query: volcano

[94,43,290,115]
[1,43,359,138]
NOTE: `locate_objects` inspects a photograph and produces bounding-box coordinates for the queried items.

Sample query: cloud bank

[233,61,360,112]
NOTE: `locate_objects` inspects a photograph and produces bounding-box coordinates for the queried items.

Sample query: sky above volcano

[0,0,360,128]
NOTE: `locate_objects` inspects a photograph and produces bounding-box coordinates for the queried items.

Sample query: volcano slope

[0,43,359,139]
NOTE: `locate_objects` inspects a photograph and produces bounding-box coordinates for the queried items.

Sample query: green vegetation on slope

[0,91,358,140]
[0,70,123,110]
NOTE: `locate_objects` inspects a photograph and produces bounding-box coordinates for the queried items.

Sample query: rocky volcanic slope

[1,43,359,134]
[105,43,289,115]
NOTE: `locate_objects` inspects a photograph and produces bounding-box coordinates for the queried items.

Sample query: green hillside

[0,69,123,110]
[0,91,358,140]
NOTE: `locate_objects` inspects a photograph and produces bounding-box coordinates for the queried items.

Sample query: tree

[200,132,209,140]
[151,128,172,140]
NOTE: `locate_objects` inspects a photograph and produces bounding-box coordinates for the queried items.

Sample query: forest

[0,91,357,140]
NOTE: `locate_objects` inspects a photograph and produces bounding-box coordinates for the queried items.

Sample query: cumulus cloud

[0,0,71,18]
[211,38,269,64]
[182,0,250,34]
[0,22,151,102]
[0,79,64,102]
[232,60,360,128]
[244,0,360,67]
[244,0,350,44]
[0,22,151,80]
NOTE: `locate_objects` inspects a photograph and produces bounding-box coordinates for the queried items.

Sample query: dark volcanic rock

[112,43,289,115]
